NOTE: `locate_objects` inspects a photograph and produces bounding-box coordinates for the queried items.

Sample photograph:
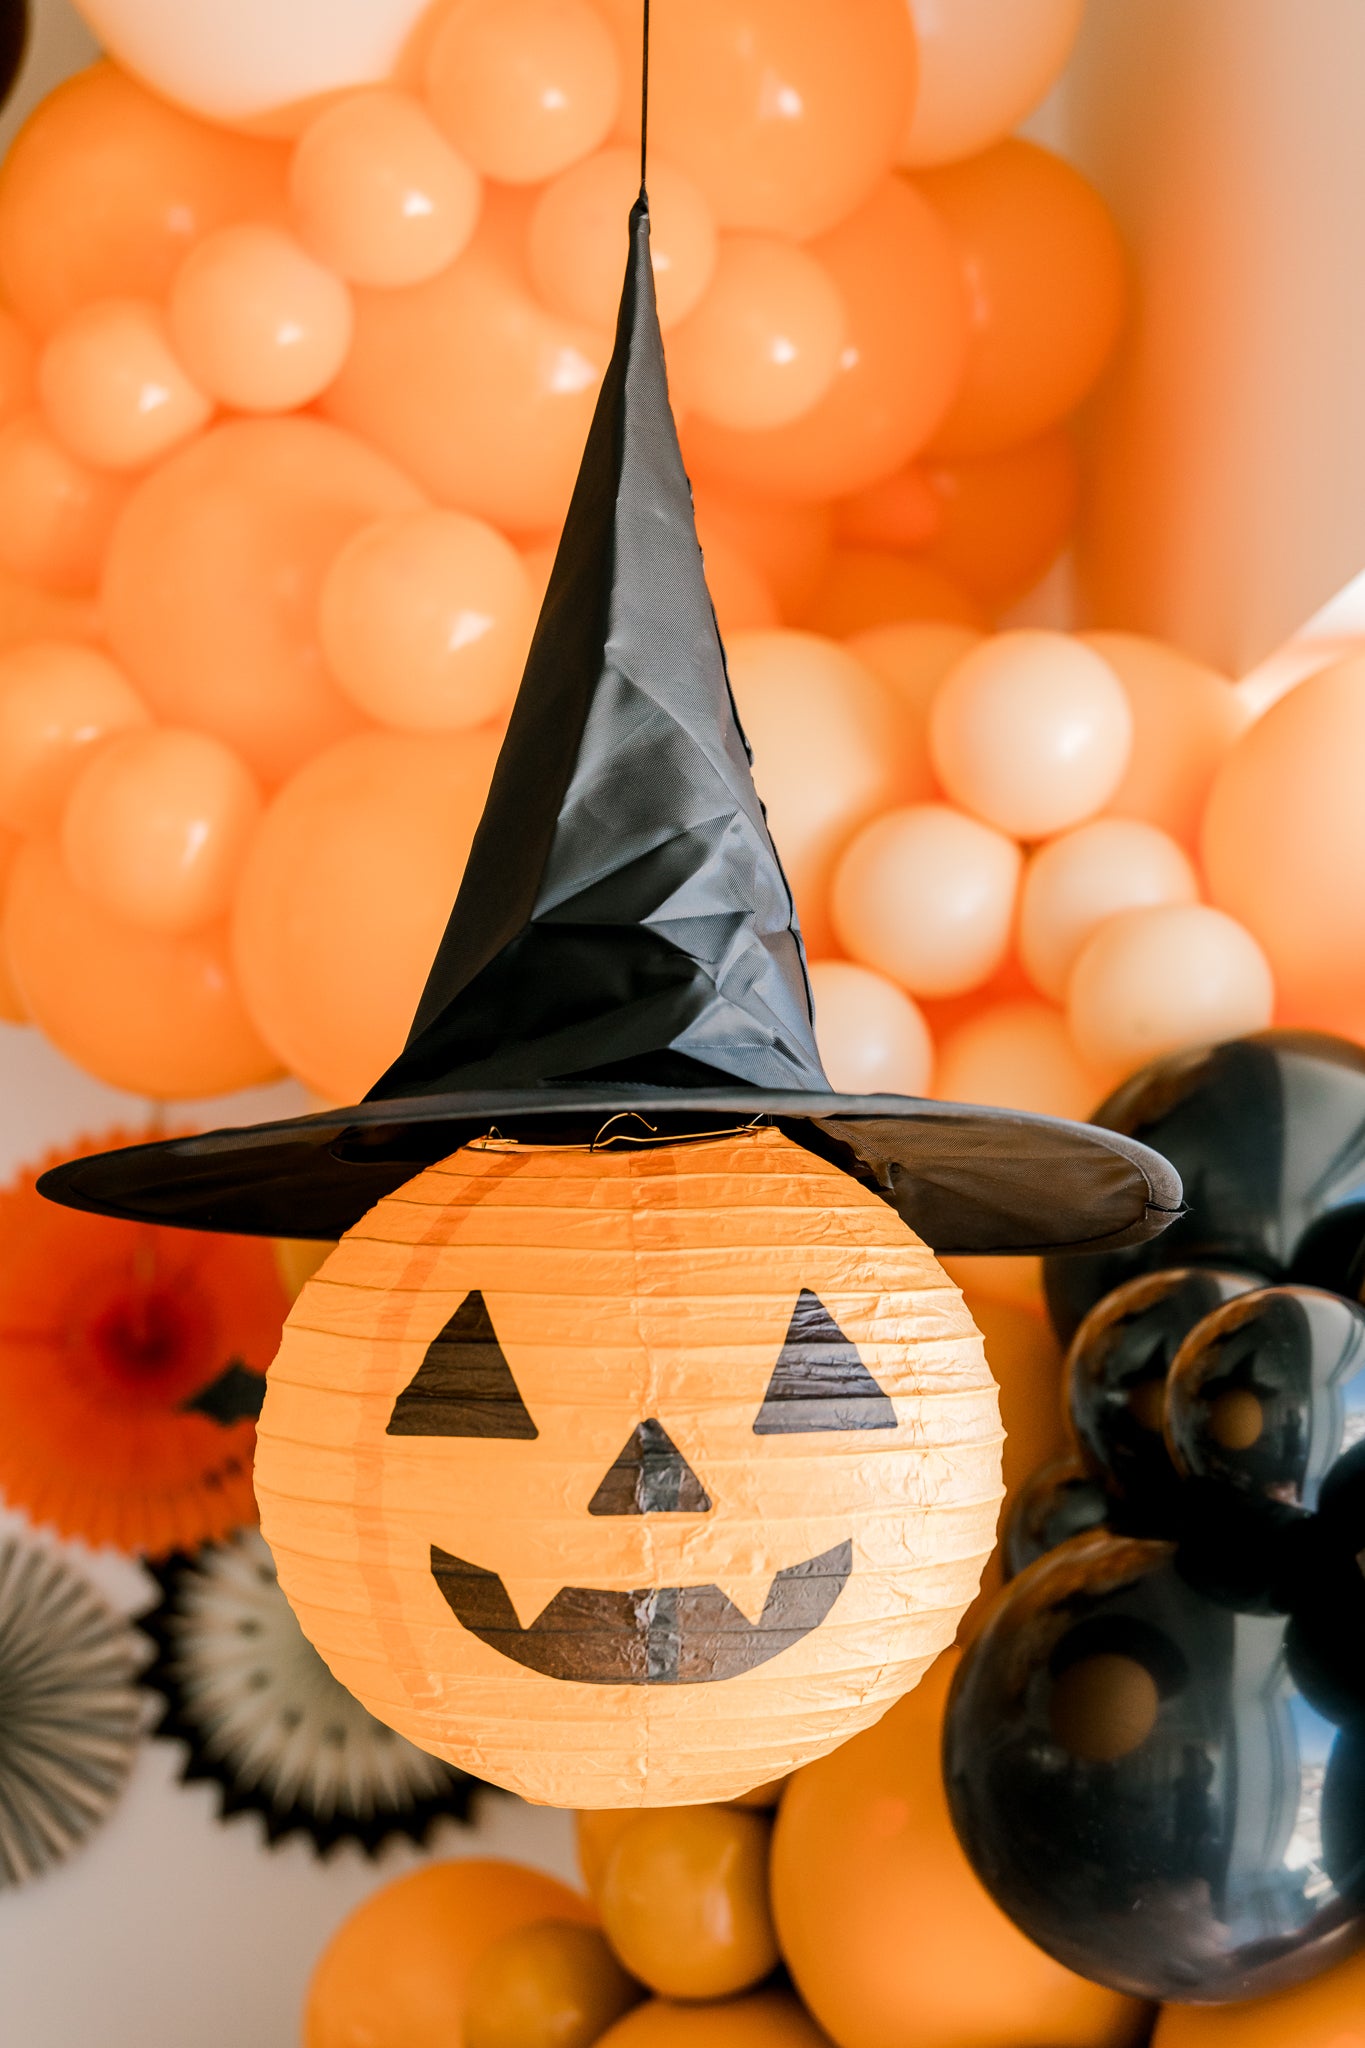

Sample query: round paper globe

[933,998,1104,1124]
[1083,630,1245,846]
[254,1128,1000,1807]
[38,298,211,473]
[1200,653,1365,1030]
[929,631,1133,839]
[231,727,501,1102]
[529,148,716,332]
[1019,818,1199,1000]
[289,90,482,289]
[831,805,1021,997]
[597,1991,832,2048]
[1067,903,1275,1083]
[772,1650,1142,2048]
[304,1858,593,2048]
[598,1806,778,1999]
[808,961,933,1096]
[1153,1940,1365,2048]
[899,0,1087,168]
[0,640,148,834]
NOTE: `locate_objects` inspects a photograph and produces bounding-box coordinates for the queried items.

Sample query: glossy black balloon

[944,1532,1365,2002]
[1002,1453,1109,1579]
[1044,1032,1365,1344]
[1066,1266,1261,1522]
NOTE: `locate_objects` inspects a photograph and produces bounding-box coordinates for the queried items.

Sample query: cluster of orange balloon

[0,0,1123,1102]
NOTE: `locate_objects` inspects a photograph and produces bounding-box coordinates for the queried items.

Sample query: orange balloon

[0,62,288,334]
[324,185,609,533]
[1019,817,1199,1001]
[1153,1940,1365,2048]
[725,630,919,953]
[683,178,967,504]
[808,959,933,1096]
[1084,631,1246,848]
[0,824,27,1022]
[424,0,621,185]
[0,412,129,592]
[940,1252,1045,1320]
[319,508,534,731]
[304,1859,594,2048]
[968,1292,1067,1498]
[0,567,97,653]
[803,552,987,637]
[169,223,353,414]
[529,148,717,332]
[845,620,982,737]
[831,805,1022,997]
[598,1991,833,2048]
[231,726,501,1100]
[0,640,148,833]
[289,89,483,289]
[921,429,1080,605]
[101,415,423,786]
[465,1920,642,2048]
[918,141,1127,458]
[39,297,212,472]
[598,1806,779,2001]
[598,0,915,240]
[697,527,780,635]
[668,236,844,432]
[1067,903,1275,1084]
[772,1651,1142,2048]
[62,727,262,936]
[6,834,278,1098]
[0,311,36,429]
[834,466,943,554]
[576,1808,638,1901]
[899,0,1087,168]
[691,481,832,622]
[934,997,1105,1125]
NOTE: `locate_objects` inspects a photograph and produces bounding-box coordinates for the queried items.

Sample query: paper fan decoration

[139,1530,490,1855]
[0,1133,286,1556]
[0,1533,142,1888]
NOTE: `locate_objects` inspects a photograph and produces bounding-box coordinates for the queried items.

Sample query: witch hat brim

[38,200,1180,1258]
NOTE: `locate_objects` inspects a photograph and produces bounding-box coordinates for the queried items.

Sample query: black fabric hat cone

[39,200,1179,1257]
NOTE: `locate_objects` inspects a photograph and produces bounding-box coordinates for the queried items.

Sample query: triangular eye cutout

[753,1291,897,1435]
[387,1291,537,1440]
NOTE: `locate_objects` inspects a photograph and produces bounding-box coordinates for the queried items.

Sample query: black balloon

[0,3,23,111]
[1044,1032,1365,1344]
[944,1532,1365,2002]
[1001,1453,1109,1579]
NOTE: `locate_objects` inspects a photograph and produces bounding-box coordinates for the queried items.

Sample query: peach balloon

[1200,654,1365,1030]
[725,629,918,954]
[289,90,482,290]
[62,727,262,936]
[0,413,129,592]
[0,570,97,655]
[1153,1940,1365,2048]
[690,482,832,621]
[919,141,1127,459]
[0,313,35,429]
[940,1252,1045,1320]
[923,429,1081,606]
[831,804,1021,997]
[682,178,968,504]
[5,835,279,1098]
[599,1807,779,2001]
[695,530,780,636]
[0,641,148,834]
[598,1992,831,2048]
[231,727,501,1101]
[967,1294,1068,1499]
[935,997,1105,1124]
[929,630,1133,840]
[804,552,987,638]
[324,186,608,533]
[599,0,915,240]
[319,508,534,732]
[39,298,212,473]
[529,148,716,332]
[846,620,983,733]
[101,416,423,786]
[808,959,933,1096]
[835,466,943,554]
[1020,817,1199,1001]
[169,224,353,415]
[1084,631,1246,847]
[900,0,1088,168]
[667,237,845,432]
[424,0,621,185]
[0,63,288,334]
[1067,904,1275,1083]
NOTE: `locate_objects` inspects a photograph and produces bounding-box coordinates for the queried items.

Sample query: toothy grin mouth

[429,1539,852,1684]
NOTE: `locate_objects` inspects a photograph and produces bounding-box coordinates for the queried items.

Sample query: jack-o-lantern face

[255,1129,1002,1808]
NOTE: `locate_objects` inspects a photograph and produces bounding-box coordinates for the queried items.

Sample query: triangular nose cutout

[753,1290,897,1434]
[588,1418,712,1515]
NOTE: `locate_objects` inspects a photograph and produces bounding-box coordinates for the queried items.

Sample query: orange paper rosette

[0,1132,288,1555]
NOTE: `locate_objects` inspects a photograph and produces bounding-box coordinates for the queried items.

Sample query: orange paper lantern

[255,1128,1001,1808]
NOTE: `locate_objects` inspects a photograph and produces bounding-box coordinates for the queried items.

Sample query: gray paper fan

[0,1534,141,1887]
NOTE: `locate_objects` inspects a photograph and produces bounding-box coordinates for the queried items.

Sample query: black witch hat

[39,200,1179,1257]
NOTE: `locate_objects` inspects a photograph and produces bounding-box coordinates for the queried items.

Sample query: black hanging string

[639,0,650,199]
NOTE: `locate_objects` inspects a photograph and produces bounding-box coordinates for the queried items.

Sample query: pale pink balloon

[934,996,1105,1122]
[808,959,932,1096]
[39,298,212,473]
[1067,903,1275,1082]
[1019,818,1200,1001]
[1084,629,1247,847]
[899,0,1087,168]
[830,802,1021,996]
[169,225,354,415]
[929,630,1133,840]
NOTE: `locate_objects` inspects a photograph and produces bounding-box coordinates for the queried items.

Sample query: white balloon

[70,0,437,127]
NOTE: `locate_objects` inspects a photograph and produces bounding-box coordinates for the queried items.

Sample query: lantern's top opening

[37,201,1181,1258]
